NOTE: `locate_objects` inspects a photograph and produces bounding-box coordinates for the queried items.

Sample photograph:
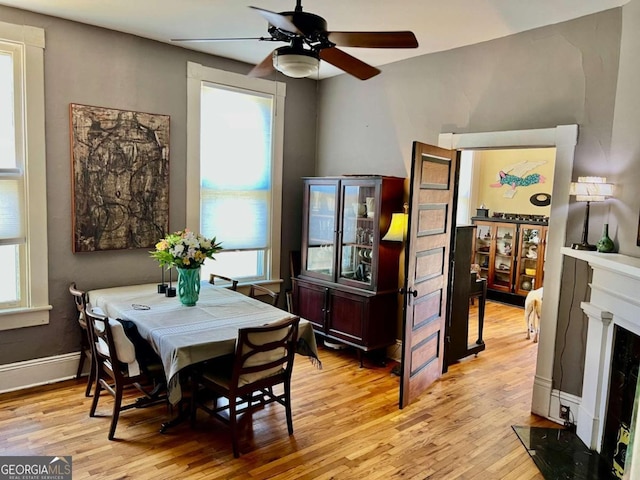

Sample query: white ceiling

[0,0,629,79]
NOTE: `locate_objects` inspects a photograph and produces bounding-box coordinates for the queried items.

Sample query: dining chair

[209,273,238,291]
[249,284,279,306]
[69,283,97,397]
[285,250,301,314]
[190,316,300,457]
[86,308,167,440]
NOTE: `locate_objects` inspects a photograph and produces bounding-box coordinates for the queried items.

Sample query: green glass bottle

[596,223,615,253]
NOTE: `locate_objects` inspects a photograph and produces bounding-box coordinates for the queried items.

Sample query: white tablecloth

[88,282,318,404]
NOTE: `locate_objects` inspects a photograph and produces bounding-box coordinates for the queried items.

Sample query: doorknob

[399,287,418,298]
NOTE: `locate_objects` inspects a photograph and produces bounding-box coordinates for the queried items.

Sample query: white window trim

[0,21,50,331]
[186,62,285,282]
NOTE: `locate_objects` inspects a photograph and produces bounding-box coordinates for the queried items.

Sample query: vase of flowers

[150,229,222,306]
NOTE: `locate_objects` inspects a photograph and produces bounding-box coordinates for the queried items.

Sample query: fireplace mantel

[561,248,640,281]
[561,247,640,478]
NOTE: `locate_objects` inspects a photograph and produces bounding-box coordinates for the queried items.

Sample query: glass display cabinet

[514,224,547,295]
[472,221,516,293]
[472,218,548,303]
[295,175,404,362]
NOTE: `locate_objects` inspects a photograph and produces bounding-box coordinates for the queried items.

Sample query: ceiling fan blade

[249,6,301,34]
[172,36,273,43]
[248,50,276,78]
[319,47,380,80]
[327,31,418,49]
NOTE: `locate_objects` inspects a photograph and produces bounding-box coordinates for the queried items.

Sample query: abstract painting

[70,104,170,252]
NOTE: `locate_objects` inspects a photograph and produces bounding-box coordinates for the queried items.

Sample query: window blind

[200,83,273,251]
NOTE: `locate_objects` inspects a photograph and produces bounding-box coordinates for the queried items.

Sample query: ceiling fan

[172,0,418,80]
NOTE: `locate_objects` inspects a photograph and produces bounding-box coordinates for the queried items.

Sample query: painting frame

[70,103,170,253]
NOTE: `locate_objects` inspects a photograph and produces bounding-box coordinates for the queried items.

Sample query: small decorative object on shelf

[151,229,223,306]
[476,204,489,217]
[157,266,168,294]
[596,223,615,253]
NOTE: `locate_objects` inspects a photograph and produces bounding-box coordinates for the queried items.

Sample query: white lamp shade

[569,176,614,202]
[382,213,408,242]
[273,51,319,78]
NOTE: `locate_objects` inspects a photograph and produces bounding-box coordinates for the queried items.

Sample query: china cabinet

[514,224,548,296]
[471,218,548,304]
[472,221,517,293]
[293,175,404,361]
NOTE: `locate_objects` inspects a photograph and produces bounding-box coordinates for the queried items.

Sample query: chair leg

[284,380,294,435]
[89,378,102,417]
[108,384,123,440]
[230,397,240,458]
[76,352,85,380]
[76,330,90,380]
[190,380,198,429]
[84,354,96,397]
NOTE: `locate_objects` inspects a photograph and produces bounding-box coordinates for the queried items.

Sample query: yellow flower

[156,240,168,251]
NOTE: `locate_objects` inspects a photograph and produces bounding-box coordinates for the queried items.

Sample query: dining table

[88,282,320,406]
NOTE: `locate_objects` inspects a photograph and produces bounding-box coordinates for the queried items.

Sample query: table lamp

[569,176,614,250]
[382,203,408,243]
[382,203,408,377]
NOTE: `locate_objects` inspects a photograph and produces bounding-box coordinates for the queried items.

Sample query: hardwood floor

[0,301,558,479]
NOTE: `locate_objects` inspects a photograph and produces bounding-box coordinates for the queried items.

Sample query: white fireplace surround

[561,247,640,477]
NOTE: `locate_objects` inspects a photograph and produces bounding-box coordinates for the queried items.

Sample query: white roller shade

[200,84,273,251]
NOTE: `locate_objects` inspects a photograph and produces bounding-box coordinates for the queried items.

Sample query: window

[186,62,285,283]
[0,21,50,330]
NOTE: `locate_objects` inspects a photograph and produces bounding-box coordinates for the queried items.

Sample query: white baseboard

[0,351,86,394]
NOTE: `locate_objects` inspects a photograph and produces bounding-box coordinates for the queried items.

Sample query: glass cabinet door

[305,183,338,278]
[473,223,492,281]
[339,182,377,287]
[491,223,516,292]
[516,225,544,294]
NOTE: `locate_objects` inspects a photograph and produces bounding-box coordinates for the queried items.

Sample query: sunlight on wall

[475,148,556,217]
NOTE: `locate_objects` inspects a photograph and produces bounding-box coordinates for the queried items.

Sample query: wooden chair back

[69,283,94,396]
[191,316,300,456]
[69,282,88,328]
[85,309,166,440]
[232,316,299,389]
[209,273,238,291]
[249,284,279,306]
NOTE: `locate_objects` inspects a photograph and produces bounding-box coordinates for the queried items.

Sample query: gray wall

[315,8,626,396]
[0,6,317,364]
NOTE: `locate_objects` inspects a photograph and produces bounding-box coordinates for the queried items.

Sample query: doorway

[457,147,556,306]
[438,125,578,419]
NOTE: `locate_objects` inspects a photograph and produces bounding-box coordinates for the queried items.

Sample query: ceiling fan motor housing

[275,11,328,42]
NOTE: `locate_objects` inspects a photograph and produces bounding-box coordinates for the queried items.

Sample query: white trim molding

[439,124,579,420]
[185,62,285,282]
[0,20,50,330]
[0,352,84,394]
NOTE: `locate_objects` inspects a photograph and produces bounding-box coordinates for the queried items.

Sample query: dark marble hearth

[513,426,617,480]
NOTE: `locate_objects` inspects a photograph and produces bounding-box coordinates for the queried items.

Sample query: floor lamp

[382,203,408,377]
[569,177,614,251]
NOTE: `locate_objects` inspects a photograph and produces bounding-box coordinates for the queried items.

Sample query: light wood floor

[0,301,557,479]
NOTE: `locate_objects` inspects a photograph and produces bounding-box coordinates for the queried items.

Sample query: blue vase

[177,267,201,306]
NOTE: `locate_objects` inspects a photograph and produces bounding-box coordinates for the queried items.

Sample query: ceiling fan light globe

[273,49,319,78]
